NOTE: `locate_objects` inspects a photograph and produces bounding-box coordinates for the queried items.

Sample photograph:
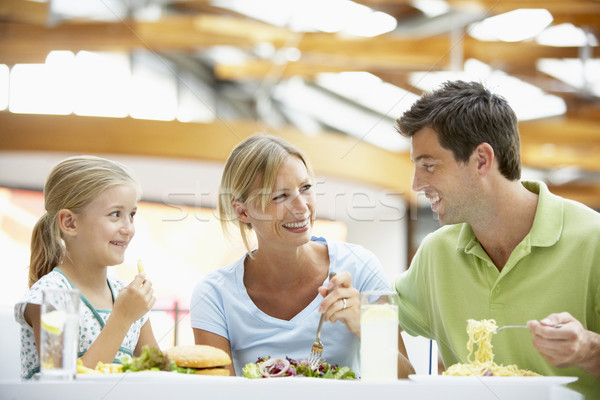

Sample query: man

[394,80,599,398]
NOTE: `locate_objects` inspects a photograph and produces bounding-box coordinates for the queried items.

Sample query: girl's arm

[23,303,41,355]
[133,319,159,356]
[79,274,156,368]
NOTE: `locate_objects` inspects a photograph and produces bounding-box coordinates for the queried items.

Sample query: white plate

[76,371,230,382]
[409,375,577,386]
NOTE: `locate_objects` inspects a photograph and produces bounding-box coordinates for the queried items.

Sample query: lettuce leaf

[121,346,172,372]
[242,362,263,379]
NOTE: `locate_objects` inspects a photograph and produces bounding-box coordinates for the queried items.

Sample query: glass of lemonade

[40,288,80,380]
[360,290,399,381]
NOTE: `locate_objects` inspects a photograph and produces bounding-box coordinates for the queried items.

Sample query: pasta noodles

[443,319,540,377]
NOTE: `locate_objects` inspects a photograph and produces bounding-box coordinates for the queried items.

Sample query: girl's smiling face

[69,184,138,267]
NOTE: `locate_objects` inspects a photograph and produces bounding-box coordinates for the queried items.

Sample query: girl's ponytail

[28,212,63,287]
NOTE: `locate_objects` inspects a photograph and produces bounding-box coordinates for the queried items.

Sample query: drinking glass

[40,288,80,380]
[360,290,399,381]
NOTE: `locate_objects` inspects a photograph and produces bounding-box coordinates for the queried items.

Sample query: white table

[0,373,583,400]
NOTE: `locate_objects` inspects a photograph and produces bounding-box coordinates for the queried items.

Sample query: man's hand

[528,312,600,377]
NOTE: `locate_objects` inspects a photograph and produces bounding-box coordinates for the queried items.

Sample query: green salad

[242,356,355,379]
[120,345,198,374]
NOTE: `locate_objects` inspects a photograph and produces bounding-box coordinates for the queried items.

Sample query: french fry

[96,361,123,374]
[76,359,123,374]
[137,259,144,274]
[77,359,99,374]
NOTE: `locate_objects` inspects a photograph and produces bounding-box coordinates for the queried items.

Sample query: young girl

[14,155,158,379]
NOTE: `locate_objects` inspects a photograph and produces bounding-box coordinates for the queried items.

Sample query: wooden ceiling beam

[521,142,600,171]
[519,118,600,171]
[0,112,414,196]
[547,183,600,210]
[351,0,600,26]
[519,117,600,143]
[447,0,600,25]
[0,0,49,25]
[0,21,140,65]
[1,14,590,69]
[463,36,593,70]
[214,57,443,81]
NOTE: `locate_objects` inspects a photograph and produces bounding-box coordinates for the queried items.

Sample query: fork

[494,323,562,333]
[308,272,336,369]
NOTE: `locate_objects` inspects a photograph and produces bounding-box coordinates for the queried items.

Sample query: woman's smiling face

[244,155,315,249]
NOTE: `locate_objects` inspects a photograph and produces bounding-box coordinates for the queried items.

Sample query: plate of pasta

[409,375,577,386]
[412,319,577,386]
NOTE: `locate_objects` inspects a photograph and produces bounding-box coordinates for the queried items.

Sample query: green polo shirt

[395,181,599,398]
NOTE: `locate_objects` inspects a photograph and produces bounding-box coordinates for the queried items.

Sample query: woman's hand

[527,312,600,377]
[317,271,360,337]
[112,273,156,326]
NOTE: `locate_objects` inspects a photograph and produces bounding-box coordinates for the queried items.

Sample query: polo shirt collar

[457,180,563,252]
[523,180,563,247]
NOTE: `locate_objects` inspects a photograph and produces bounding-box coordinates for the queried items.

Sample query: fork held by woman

[308,272,336,368]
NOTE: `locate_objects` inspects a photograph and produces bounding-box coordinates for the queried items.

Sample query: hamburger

[165,345,232,376]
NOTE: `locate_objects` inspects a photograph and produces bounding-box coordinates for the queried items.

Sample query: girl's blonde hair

[218,134,313,253]
[28,155,139,287]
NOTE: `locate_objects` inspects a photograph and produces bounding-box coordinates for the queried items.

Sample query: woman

[190,134,413,377]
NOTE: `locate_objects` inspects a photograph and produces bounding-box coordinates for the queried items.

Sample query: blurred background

[0,0,599,353]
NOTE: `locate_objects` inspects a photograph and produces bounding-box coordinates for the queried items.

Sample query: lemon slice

[361,305,397,324]
[41,310,67,335]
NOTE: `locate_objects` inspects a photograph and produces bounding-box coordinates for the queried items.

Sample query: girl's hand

[317,271,360,337]
[112,273,156,325]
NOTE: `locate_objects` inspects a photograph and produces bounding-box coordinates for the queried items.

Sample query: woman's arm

[193,328,235,376]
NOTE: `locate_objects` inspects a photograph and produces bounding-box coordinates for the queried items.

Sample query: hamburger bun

[194,368,231,376]
[165,345,231,376]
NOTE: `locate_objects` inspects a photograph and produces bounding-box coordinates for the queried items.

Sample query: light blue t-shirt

[190,237,390,376]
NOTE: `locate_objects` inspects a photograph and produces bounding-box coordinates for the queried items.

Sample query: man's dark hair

[396,80,521,180]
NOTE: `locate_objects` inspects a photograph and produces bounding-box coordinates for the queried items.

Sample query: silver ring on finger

[342,298,347,310]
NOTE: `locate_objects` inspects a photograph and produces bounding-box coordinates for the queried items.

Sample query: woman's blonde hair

[218,134,313,253]
[28,155,139,287]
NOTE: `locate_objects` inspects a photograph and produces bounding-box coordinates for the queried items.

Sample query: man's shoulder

[422,224,464,244]
[414,224,467,258]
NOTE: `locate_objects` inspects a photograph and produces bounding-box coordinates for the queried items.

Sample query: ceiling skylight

[212,0,397,37]
[469,9,553,42]
[537,58,600,97]
[410,59,567,120]
[536,23,598,47]
[273,78,409,152]
[411,0,450,18]
[316,72,419,120]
